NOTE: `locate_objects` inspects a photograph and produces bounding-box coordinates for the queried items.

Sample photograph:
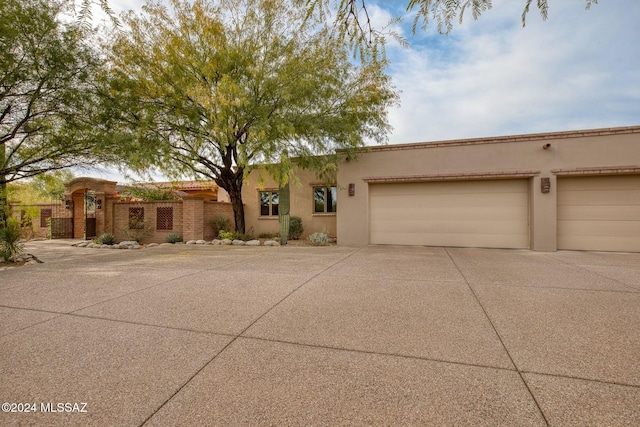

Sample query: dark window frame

[313,186,337,214]
[259,191,279,217]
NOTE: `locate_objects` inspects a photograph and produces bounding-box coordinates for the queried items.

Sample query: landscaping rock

[232,239,245,245]
[160,243,173,246]
[186,240,197,245]
[147,243,159,248]
[264,240,280,247]
[196,240,206,245]
[76,241,90,248]
[118,241,140,249]
[211,239,222,245]
[245,240,260,246]
[221,239,232,245]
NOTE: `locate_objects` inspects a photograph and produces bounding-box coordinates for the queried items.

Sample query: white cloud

[383,0,640,143]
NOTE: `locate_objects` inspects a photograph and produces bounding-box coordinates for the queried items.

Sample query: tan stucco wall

[244,168,337,239]
[337,126,640,250]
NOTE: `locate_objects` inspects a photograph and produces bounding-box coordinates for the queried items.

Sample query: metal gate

[49,197,73,239]
[85,192,96,239]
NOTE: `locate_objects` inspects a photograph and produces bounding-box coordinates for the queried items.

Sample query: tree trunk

[227,184,246,234]
[216,167,246,234]
[0,180,7,227]
[0,141,7,226]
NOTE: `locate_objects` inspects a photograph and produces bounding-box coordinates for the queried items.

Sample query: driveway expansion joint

[445,248,551,427]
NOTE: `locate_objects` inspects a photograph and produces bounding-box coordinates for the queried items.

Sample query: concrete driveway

[1,240,639,426]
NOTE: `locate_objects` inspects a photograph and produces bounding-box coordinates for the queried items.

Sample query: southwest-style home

[335,125,640,252]
[12,125,639,252]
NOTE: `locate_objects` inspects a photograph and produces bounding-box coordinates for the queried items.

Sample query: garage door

[369,180,529,248]
[557,175,640,252]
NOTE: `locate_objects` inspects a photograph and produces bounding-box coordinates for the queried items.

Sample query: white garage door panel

[557,175,640,252]
[370,180,529,248]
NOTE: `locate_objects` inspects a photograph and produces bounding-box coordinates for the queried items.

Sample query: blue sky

[89,0,640,182]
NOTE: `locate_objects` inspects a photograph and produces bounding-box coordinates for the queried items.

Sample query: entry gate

[49,197,73,239]
[85,192,96,239]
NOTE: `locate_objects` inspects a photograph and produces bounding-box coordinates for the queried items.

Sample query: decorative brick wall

[203,201,235,240]
[112,200,184,244]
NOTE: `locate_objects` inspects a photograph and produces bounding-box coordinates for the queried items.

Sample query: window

[156,206,173,230]
[128,207,144,229]
[260,191,279,216]
[40,208,52,228]
[314,186,337,213]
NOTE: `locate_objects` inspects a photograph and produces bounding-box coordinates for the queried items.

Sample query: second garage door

[557,175,640,252]
[369,179,529,248]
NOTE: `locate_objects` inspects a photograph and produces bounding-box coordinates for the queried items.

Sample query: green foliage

[289,216,304,240]
[118,185,179,201]
[102,0,397,233]
[307,230,330,246]
[97,233,116,245]
[258,232,279,239]
[166,232,183,243]
[218,230,251,241]
[0,0,107,190]
[0,218,24,261]
[211,215,233,238]
[5,171,73,219]
[302,0,599,50]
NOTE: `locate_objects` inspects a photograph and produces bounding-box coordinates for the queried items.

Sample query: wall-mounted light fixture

[541,177,551,193]
[96,199,102,209]
[65,199,71,210]
[543,143,551,150]
[348,183,355,196]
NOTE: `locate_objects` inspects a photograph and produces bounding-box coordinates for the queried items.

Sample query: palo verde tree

[0,0,106,224]
[302,0,599,51]
[102,0,397,233]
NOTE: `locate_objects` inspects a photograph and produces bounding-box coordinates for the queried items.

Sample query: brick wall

[113,200,184,244]
[203,201,235,240]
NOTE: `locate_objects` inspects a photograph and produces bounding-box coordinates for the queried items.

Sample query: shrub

[258,232,278,239]
[219,230,251,241]
[97,233,116,245]
[289,216,303,240]
[0,218,25,262]
[166,232,183,243]
[307,231,330,246]
[211,215,232,237]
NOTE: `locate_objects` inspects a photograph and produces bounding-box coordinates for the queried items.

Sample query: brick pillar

[182,196,204,241]
[72,192,85,238]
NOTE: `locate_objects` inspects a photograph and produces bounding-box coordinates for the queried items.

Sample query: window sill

[258,216,279,220]
[312,213,337,217]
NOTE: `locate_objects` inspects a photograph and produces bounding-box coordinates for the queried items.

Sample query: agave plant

[0,218,25,262]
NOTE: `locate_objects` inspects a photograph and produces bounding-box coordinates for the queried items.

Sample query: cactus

[279,182,290,245]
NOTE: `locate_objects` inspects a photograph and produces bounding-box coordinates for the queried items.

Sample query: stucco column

[182,196,205,241]
[530,175,557,252]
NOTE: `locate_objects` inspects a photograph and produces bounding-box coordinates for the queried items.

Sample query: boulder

[211,239,222,245]
[76,241,90,248]
[264,240,280,247]
[186,240,197,245]
[232,239,245,245]
[196,240,207,245]
[147,243,159,248]
[118,241,140,249]
[221,239,232,245]
[245,240,260,246]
